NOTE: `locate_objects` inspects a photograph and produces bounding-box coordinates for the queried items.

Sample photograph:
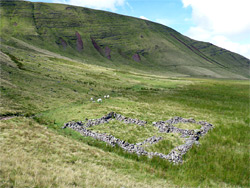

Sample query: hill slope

[0,0,249,79]
[0,1,249,187]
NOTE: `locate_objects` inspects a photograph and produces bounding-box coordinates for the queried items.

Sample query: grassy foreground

[0,36,249,187]
[0,118,174,188]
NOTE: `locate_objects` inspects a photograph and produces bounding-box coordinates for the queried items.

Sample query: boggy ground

[0,40,249,187]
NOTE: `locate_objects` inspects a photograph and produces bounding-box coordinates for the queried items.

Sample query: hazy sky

[29,0,250,59]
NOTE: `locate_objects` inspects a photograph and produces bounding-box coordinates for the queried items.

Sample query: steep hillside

[0,0,249,79]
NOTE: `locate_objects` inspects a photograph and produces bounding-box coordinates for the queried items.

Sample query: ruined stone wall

[63,112,213,164]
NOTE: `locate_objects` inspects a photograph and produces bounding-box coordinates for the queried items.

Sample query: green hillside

[0,1,249,187]
[0,0,249,79]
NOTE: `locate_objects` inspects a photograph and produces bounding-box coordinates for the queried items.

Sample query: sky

[29,0,250,59]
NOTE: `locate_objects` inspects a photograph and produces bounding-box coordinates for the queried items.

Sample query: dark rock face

[132,54,141,62]
[63,112,213,164]
[75,31,83,51]
[91,37,111,60]
[91,37,103,54]
[1,1,249,79]
[59,38,67,49]
[105,46,111,59]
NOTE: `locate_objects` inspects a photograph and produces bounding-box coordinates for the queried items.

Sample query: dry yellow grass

[0,117,175,187]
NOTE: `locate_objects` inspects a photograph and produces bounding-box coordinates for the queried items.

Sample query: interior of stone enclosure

[88,120,185,155]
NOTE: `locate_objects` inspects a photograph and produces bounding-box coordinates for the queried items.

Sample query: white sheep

[90,97,94,101]
[104,95,107,99]
[97,98,102,103]
[107,95,110,98]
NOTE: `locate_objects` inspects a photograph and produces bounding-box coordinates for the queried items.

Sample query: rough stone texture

[153,116,213,137]
[75,31,83,51]
[63,120,149,155]
[132,54,141,62]
[136,136,162,146]
[114,113,147,126]
[105,46,111,59]
[91,37,103,54]
[91,37,111,60]
[63,112,213,164]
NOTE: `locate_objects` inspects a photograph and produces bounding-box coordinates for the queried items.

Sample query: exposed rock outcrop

[75,31,83,51]
[132,54,141,62]
[59,37,67,49]
[105,46,111,59]
[91,37,102,54]
[91,37,111,60]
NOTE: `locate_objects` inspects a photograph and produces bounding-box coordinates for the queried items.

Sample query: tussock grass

[88,120,184,154]
[0,118,173,187]
[0,34,249,187]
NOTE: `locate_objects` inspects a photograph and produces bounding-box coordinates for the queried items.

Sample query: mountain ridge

[0,0,249,79]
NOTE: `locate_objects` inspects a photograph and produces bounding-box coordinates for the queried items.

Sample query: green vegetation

[0,118,174,188]
[0,0,249,187]
[1,50,24,70]
[0,0,249,79]
[88,120,184,154]
[0,37,249,187]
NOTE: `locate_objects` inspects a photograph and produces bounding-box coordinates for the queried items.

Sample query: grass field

[0,34,249,187]
[1,1,250,187]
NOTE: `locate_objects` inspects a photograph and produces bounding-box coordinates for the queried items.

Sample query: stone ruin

[63,112,213,164]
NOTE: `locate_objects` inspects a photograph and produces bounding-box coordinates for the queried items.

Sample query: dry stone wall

[63,112,213,164]
[136,136,162,146]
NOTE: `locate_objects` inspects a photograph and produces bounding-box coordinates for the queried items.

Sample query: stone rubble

[136,136,162,146]
[63,112,213,164]
[75,112,147,128]
[63,120,149,155]
[114,113,147,126]
[153,116,213,137]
